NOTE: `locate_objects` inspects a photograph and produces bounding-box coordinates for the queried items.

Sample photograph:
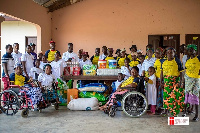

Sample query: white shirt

[121,66,131,80]
[38,73,55,87]
[29,67,43,80]
[137,64,143,76]
[11,51,22,66]
[142,58,156,71]
[79,60,92,69]
[21,53,34,75]
[39,62,49,71]
[62,51,78,62]
[114,80,124,89]
[51,59,65,80]
[147,74,157,105]
[182,55,188,69]
[99,54,106,60]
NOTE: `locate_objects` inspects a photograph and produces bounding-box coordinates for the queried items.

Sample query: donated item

[67,79,73,89]
[64,62,80,76]
[73,66,81,76]
[97,69,121,75]
[83,64,97,70]
[108,60,117,69]
[83,70,96,76]
[57,78,68,106]
[98,60,107,69]
[67,98,99,110]
[79,91,108,103]
[78,83,108,93]
[67,88,78,104]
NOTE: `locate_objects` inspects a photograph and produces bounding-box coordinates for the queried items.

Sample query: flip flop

[192,117,199,122]
[182,114,186,117]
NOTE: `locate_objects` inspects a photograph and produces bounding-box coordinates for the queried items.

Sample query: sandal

[160,112,167,117]
[192,117,199,122]
[182,114,186,117]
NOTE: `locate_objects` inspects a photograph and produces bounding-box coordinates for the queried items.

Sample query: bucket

[108,60,117,69]
[98,60,107,69]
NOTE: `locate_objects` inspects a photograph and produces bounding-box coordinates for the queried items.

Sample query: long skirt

[184,74,200,105]
[163,76,185,116]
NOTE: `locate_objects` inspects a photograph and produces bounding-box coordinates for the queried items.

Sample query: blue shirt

[31,52,37,67]
[1,53,15,77]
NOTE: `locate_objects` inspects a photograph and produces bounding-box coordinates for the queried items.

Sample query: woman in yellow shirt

[129,52,140,67]
[183,44,200,121]
[127,45,137,61]
[104,48,115,68]
[117,48,127,68]
[99,66,140,111]
[160,47,184,116]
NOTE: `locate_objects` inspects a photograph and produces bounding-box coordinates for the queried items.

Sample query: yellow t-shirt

[91,55,99,65]
[121,76,139,87]
[129,60,140,67]
[145,53,155,59]
[185,56,200,78]
[118,57,125,68]
[154,59,161,78]
[127,54,133,61]
[161,58,183,76]
[105,56,115,68]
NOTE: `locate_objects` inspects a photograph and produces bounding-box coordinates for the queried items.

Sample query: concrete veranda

[0,106,199,133]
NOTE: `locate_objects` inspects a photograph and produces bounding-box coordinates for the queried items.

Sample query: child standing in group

[38,52,43,61]
[51,52,65,80]
[137,55,145,76]
[111,73,124,93]
[11,43,22,66]
[90,48,100,66]
[99,46,108,60]
[121,58,131,80]
[118,48,126,68]
[21,45,34,78]
[77,49,83,62]
[129,52,140,67]
[144,66,157,115]
[79,52,92,69]
[39,55,49,71]
[105,48,115,68]
[29,59,43,80]
[45,41,60,62]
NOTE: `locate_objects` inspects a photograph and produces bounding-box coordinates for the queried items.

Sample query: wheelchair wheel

[21,108,29,117]
[54,103,59,110]
[0,90,20,115]
[122,91,148,117]
[109,106,116,117]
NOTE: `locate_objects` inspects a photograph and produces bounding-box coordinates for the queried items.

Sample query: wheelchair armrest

[9,85,21,88]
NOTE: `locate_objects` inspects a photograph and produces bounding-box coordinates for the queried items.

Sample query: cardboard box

[67,88,78,104]
[83,70,96,76]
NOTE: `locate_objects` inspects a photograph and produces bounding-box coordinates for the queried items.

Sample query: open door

[25,36,37,52]
[148,34,180,58]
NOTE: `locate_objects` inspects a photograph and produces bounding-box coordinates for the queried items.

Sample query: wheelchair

[104,76,148,117]
[0,82,39,117]
[39,81,59,112]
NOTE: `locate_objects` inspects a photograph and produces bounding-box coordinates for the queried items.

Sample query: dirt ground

[0,106,199,133]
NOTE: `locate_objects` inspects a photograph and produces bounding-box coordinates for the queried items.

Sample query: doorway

[148,34,180,58]
[25,36,37,53]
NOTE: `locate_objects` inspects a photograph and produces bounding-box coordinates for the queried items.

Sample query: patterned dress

[161,58,185,116]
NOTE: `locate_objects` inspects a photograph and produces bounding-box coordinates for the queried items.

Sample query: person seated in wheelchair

[99,66,140,111]
[9,64,43,109]
[38,64,60,106]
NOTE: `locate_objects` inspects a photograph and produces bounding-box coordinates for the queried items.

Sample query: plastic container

[98,60,107,69]
[108,60,117,69]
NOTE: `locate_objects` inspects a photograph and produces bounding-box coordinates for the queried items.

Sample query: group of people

[1,41,200,121]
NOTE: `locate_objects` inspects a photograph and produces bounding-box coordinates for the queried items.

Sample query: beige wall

[1,21,37,55]
[0,0,52,53]
[52,0,200,56]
